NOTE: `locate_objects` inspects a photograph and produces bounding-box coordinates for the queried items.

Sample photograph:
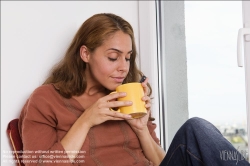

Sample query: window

[185,1,248,160]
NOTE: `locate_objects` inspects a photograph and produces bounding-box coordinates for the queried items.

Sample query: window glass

[185,1,248,160]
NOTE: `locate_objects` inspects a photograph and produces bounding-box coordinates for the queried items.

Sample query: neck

[84,85,106,96]
[83,65,107,96]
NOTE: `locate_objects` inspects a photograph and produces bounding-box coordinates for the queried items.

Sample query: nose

[117,58,129,72]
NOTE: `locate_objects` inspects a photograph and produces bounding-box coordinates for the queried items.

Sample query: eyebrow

[106,48,133,54]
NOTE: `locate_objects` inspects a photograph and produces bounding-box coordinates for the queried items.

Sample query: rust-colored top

[19,84,160,166]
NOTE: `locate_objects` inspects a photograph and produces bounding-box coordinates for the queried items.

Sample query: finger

[106,117,127,121]
[106,110,132,119]
[105,92,127,101]
[145,102,151,110]
[142,96,151,102]
[107,100,133,108]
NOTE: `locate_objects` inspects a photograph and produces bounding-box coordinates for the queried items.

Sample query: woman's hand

[126,77,151,134]
[80,92,133,129]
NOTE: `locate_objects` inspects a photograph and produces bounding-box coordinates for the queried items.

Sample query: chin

[106,83,121,91]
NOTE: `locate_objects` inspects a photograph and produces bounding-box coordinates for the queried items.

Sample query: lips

[112,77,125,83]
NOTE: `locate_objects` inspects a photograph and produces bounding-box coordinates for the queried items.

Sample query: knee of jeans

[184,117,208,129]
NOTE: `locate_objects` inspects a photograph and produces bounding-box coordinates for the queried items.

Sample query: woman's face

[86,31,132,90]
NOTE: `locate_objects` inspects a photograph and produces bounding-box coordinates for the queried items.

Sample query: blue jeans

[160,117,250,166]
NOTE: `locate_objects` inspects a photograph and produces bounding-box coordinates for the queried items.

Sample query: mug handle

[109,92,121,112]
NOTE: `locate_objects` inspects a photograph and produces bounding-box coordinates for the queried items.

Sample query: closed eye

[108,57,117,61]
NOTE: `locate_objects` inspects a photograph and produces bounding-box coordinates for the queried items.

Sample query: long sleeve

[19,86,78,166]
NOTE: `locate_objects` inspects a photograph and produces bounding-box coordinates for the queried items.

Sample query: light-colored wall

[138,1,161,144]
[1,1,143,165]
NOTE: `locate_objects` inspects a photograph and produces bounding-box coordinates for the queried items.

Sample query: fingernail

[127,101,133,105]
[126,115,132,118]
[121,92,126,96]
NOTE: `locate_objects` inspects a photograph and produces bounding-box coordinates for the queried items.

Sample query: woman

[18,13,249,166]
[19,13,164,166]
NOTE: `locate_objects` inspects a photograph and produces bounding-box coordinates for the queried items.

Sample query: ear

[80,45,90,63]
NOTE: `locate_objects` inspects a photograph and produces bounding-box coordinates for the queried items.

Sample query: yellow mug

[110,82,147,118]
